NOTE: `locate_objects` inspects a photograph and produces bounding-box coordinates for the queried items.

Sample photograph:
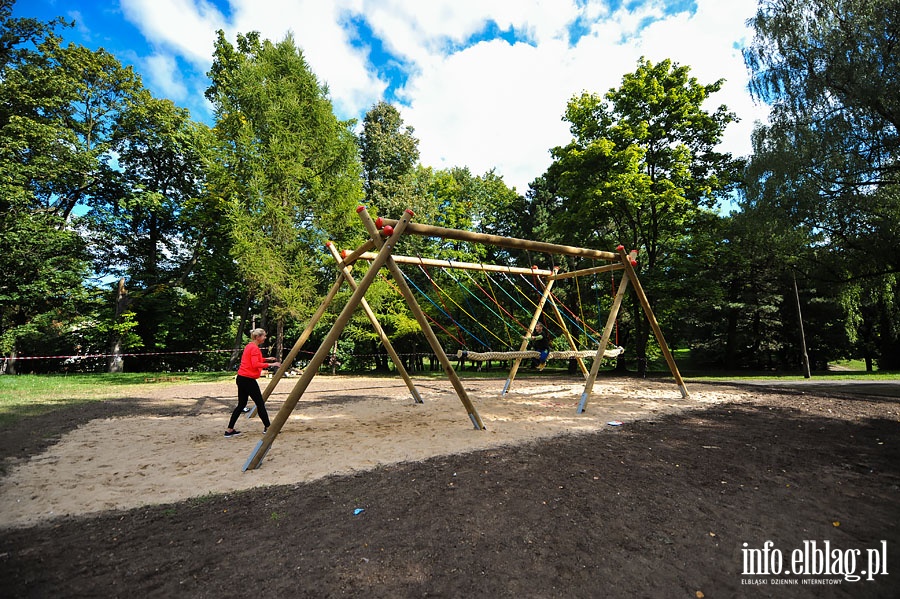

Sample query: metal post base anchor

[577,392,589,414]
[243,439,271,471]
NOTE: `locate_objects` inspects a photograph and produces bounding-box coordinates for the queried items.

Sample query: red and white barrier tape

[0,349,234,361]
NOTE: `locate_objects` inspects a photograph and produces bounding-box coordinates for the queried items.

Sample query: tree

[82,93,235,371]
[541,57,739,374]
[206,30,363,358]
[0,3,142,371]
[359,101,420,217]
[744,0,900,368]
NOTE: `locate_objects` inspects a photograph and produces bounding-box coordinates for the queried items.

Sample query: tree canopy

[744,0,900,368]
[540,57,739,373]
[2,2,897,374]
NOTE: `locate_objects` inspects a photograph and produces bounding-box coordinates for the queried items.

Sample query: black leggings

[228,375,270,429]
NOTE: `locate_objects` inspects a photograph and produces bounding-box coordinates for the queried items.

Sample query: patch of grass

[0,371,235,427]
[686,371,900,382]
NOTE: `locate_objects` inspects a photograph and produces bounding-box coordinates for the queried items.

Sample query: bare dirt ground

[0,372,897,598]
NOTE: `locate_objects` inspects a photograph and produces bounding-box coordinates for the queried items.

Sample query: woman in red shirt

[225,328,281,438]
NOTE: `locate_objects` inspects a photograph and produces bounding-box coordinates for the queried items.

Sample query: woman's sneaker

[224,430,242,438]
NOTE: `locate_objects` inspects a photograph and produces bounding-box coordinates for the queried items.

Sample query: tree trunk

[628,297,650,377]
[275,317,284,362]
[3,348,16,375]
[108,278,128,373]
[724,307,738,370]
[229,292,253,370]
[258,296,270,334]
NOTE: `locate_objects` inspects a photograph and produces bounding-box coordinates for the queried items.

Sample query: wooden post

[326,241,423,403]
[243,209,413,471]
[578,270,630,413]
[619,250,688,398]
[501,269,557,396]
[543,284,589,377]
[360,208,485,430]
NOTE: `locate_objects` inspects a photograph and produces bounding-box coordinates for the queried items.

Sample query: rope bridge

[456,347,624,361]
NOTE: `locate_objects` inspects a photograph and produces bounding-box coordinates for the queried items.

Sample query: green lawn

[0,372,235,426]
[2,364,897,428]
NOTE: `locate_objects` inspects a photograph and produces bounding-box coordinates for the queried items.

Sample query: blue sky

[15,0,768,194]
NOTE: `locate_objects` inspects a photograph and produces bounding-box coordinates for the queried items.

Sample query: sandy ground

[0,374,743,529]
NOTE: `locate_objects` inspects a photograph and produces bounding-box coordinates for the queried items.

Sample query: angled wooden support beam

[577,268,630,413]
[362,209,485,430]
[242,210,413,471]
[619,249,689,399]
[246,271,346,419]
[501,268,558,396]
[326,241,423,404]
[544,291,589,378]
[339,239,377,266]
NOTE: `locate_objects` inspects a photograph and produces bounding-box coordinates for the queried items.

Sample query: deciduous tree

[542,57,739,373]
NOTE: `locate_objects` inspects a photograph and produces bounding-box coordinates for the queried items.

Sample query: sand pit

[0,375,744,528]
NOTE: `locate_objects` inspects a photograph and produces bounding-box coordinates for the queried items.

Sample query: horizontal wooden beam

[348,252,554,277]
[549,262,624,280]
[380,218,619,262]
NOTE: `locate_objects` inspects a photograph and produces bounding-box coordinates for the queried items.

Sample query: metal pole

[793,269,812,379]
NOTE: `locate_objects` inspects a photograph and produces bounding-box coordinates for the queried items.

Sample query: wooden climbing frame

[241,207,688,471]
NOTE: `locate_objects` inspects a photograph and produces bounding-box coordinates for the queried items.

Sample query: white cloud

[143,53,188,101]
[117,0,770,192]
[120,0,226,66]
[399,38,575,193]
[229,0,386,118]
[392,0,768,191]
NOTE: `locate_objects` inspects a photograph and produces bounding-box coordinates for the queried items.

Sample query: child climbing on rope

[527,322,551,371]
